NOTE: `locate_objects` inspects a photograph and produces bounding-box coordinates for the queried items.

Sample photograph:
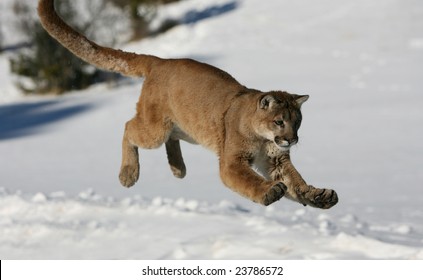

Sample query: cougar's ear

[293,94,309,108]
[259,95,276,110]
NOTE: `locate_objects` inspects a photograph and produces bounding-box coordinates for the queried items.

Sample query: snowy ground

[1,0,423,259]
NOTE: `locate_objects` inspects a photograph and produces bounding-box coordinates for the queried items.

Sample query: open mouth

[274,139,298,150]
[279,141,290,147]
[274,140,291,150]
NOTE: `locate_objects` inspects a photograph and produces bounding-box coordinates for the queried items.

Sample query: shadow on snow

[183,1,239,25]
[0,100,93,140]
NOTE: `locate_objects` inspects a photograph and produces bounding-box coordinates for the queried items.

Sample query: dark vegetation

[9,0,180,94]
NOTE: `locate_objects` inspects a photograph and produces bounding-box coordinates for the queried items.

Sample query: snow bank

[1,188,422,259]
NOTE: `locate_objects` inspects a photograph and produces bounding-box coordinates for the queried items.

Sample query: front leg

[268,150,338,209]
[219,153,286,206]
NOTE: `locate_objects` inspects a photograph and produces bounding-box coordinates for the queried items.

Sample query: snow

[1,188,422,259]
[1,0,423,259]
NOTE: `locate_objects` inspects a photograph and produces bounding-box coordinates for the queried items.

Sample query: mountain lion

[38,0,338,208]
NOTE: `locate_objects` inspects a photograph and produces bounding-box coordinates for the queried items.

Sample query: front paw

[262,183,287,206]
[304,186,338,209]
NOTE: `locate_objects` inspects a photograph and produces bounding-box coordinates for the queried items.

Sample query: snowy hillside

[1,0,423,259]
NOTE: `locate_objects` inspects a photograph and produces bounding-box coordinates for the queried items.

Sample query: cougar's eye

[274,120,284,127]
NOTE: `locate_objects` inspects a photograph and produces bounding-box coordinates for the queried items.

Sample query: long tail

[38,0,157,77]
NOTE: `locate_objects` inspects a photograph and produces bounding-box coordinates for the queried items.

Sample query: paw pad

[306,186,338,209]
[263,183,287,206]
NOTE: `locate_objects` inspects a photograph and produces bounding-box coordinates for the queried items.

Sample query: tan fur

[38,0,338,207]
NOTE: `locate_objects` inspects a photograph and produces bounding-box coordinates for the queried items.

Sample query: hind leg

[165,139,186,178]
[119,112,172,187]
[119,123,140,187]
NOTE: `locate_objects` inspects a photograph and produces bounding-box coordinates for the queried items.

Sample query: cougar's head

[253,91,309,151]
